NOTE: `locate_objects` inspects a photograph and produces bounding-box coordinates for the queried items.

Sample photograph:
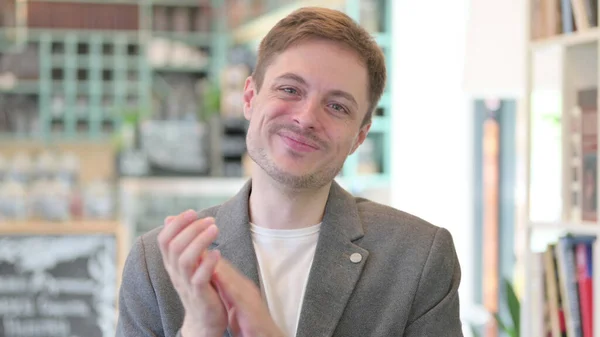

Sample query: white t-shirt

[250,223,321,337]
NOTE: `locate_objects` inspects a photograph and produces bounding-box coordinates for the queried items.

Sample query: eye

[329,103,348,114]
[280,87,298,95]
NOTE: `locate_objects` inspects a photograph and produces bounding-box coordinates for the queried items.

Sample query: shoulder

[355,197,446,238]
[354,197,456,258]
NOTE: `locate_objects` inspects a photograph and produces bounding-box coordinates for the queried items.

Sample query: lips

[278,132,320,152]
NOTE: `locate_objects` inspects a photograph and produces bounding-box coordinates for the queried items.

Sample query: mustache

[270,124,328,149]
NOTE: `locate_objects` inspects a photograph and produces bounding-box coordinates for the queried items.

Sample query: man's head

[243,7,387,190]
[252,7,386,125]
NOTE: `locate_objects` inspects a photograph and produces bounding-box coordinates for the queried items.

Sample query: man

[116,6,463,337]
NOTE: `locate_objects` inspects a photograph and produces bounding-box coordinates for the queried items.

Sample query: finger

[178,224,219,279]
[158,209,197,250]
[213,259,249,306]
[167,218,215,267]
[164,216,175,225]
[190,249,221,286]
[227,306,240,337]
[214,276,234,311]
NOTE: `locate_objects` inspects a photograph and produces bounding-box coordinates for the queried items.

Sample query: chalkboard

[0,232,118,337]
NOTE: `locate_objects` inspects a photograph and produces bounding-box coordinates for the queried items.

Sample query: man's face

[243,39,371,189]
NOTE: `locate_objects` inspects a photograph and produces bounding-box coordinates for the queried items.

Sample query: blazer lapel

[213,179,260,287]
[211,180,368,337]
[295,181,369,337]
[212,180,259,337]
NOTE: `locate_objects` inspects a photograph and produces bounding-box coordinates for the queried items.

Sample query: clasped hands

[157,209,284,337]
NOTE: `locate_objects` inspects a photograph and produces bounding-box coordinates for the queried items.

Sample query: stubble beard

[246,130,343,190]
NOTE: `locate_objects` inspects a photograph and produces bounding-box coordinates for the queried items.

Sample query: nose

[293,97,320,130]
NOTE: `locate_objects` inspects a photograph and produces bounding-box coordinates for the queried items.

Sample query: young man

[116,7,463,337]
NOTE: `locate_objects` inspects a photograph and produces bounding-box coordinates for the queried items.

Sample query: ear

[349,122,371,155]
[243,76,256,121]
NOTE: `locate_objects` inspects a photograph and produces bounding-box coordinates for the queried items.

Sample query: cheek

[329,131,357,154]
[268,100,297,119]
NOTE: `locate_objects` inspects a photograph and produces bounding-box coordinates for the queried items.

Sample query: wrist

[181,317,222,337]
[265,323,285,337]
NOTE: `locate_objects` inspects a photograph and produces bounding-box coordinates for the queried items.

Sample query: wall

[463,0,527,98]
[390,0,475,333]
[390,0,528,334]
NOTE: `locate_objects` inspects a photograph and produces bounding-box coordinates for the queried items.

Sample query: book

[562,0,577,33]
[556,236,596,337]
[570,0,591,30]
[579,88,597,222]
[545,245,568,337]
[575,238,596,337]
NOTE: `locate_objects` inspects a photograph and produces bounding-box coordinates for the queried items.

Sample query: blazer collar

[296,182,368,337]
[213,179,260,288]
[213,179,368,337]
[214,179,364,245]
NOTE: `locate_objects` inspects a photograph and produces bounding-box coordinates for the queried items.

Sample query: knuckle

[190,275,204,287]
[167,238,185,257]
[177,253,195,273]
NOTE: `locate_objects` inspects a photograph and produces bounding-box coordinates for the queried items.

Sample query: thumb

[228,306,241,336]
[213,277,233,310]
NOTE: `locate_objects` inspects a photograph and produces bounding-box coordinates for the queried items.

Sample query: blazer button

[350,253,362,263]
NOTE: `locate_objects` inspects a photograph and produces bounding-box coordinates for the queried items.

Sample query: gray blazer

[115,180,463,337]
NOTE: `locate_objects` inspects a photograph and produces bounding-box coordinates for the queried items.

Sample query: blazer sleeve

[116,236,171,337]
[403,227,463,337]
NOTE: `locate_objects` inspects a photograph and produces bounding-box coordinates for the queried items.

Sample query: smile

[279,133,320,152]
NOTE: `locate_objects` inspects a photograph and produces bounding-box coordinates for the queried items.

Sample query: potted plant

[471,278,521,337]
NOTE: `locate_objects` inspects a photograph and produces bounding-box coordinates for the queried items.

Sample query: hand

[213,259,284,337]
[157,210,227,337]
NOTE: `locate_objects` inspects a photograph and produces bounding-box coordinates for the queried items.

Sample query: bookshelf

[523,0,600,336]
[229,0,346,44]
[0,0,215,141]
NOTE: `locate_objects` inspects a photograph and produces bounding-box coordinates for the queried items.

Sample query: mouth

[278,132,321,152]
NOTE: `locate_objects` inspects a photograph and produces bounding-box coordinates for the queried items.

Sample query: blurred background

[0,0,597,336]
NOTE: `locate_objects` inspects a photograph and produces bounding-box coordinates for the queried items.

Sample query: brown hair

[252,7,387,126]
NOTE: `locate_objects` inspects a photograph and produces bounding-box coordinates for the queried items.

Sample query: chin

[270,159,341,190]
[248,145,339,189]
[274,151,308,165]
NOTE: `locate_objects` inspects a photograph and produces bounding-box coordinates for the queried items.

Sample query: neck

[248,169,331,230]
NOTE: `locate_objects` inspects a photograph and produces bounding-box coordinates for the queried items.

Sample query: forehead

[263,40,369,107]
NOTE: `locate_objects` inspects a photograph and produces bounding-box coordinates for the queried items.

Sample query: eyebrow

[328,90,358,109]
[274,72,308,85]
[274,72,359,109]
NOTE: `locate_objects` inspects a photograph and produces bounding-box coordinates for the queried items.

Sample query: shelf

[370,116,389,133]
[374,33,390,48]
[150,0,209,6]
[119,177,248,196]
[530,27,600,50]
[25,0,143,3]
[0,133,35,141]
[0,220,122,235]
[378,92,390,109]
[529,221,600,235]
[23,29,143,41]
[47,80,143,97]
[0,133,114,142]
[152,31,211,46]
[231,0,346,44]
[51,55,140,69]
[152,65,208,73]
[0,80,39,94]
[336,174,390,190]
